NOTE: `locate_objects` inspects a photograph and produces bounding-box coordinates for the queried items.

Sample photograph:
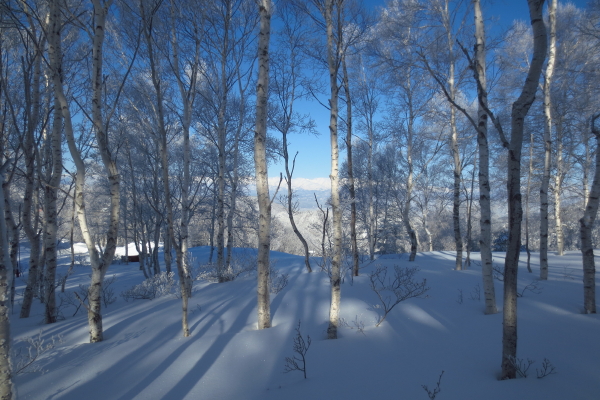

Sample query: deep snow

[11,245,600,399]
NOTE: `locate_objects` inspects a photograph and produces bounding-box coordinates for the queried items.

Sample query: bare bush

[13,330,63,375]
[59,274,118,316]
[469,283,481,301]
[422,370,444,400]
[517,280,543,297]
[339,315,366,335]
[536,358,557,379]
[507,356,535,378]
[283,320,311,379]
[270,267,289,294]
[121,272,175,301]
[369,265,430,327]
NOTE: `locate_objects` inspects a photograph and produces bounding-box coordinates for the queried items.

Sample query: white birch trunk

[255,0,272,330]
[540,0,556,280]
[473,0,498,315]
[141,0,184,332]
[501,0,547,380]
[325,0,342,339]
[554,119,564,255]
[168,0,199,336]
[19,12,44,319]
[43,91,63,324]
[216,3,232,282]
[368,125,376,260]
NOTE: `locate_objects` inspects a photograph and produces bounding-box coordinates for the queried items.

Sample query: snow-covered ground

[12,246,600,400]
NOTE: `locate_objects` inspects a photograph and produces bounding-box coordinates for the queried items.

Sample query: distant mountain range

[247,177,331,210]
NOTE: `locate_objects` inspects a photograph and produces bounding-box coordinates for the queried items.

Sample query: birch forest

[0,0,599,397]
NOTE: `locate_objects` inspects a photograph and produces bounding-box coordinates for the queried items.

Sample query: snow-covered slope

[12,247,600,399]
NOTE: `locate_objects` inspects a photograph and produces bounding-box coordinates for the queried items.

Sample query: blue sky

[267,0,590,181]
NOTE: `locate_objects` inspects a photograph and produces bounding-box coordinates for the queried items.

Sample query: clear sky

[267,0,589,182]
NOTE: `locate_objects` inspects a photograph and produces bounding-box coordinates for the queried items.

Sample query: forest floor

[12,245,600,399]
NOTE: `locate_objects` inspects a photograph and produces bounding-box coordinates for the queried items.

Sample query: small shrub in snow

[562,267,575,280]
[456,289,463,304]
[536,358,557,379]
[13,330,63,375]
[469,283,481,301]
[121,272,175,301]
[194,252,259,283]
[517,280,542,297]
[339,315,366,335]
[422,370,444,400]
[270,267,288,294]
[507,356,535,378]
[59,274,118,317]
[505,356,556,379]
[369,265,430,327]
[283,320,311,379]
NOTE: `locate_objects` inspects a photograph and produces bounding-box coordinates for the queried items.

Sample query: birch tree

[424,0,497,312]
[270,3,314,273]
[255,0,272,330]
[472,0,498,315]
[324,0,344,339]
[8,1,47,319]
[167,0,204,337]
[500,0,547,380]
[539,0,556,280]
[54,0,130,342]
[0,160,15,400]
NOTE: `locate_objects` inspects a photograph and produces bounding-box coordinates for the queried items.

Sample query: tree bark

[500,0,547,380]
[473,0,498,315]
[540,0,556,280]
[0,161,15,400]
[325,0,343,339]
[168,0,201,336]
[579,114,600,315]
[342,54,360,276]
[441,0,463,270]
[43,86,63,324]
[554,118,564,255]
[525,132,534,273]
[19,8,45,319]
[255,0,272,330]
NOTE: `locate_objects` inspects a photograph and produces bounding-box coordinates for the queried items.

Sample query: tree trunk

[325,0,343,339]
[342,55,360,276]
[19,12,44,319]
[443,0,463,270]
[525,132,534,273]
[43,90,63,324]
[142,0,184,332]
[554,118,564,255]
[473,0,498,315]
[216,3,232,282]
[168,0,201,335]
[225,121,242,274]
[58,0,121,343]
[579,114,600,315]
[368,134,376,260]
[540,0,556,280]
[500,0,547,380]
[465,159,476,267]
[0,162,15,400]
[255,0,272,330]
